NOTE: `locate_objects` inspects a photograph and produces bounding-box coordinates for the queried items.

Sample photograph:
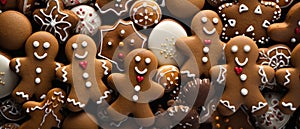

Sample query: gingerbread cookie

[56,34,112,112]
[107,48,164,127]
[258,44,291,70]
[255,92,291,129]
[175,10,224,83]
[0,10,32,50]
[0,98,25,121]
[129,0,162,29]
[148,19,187,66]
[218,0,281,45]
[0,52,18,99]
[9,31,62,103]
[210,36,275,116]
[0,123,20,129]
[0,0,17,11]
[275,43,300,114]
[264,0,294,8]
[33,0,79,42]
[18,0,36,15]
[97,19,147,72]
[62,0,89,7]
[62,112,98,129]
[206,0,232,7]
[71,5,101,36]
[268,2,300,45]
[95,0,133,16]
[155,65,180,93]
[19,88,66,129]
[165,0,205,18]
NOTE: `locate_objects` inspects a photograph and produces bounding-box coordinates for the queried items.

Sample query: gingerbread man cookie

[56,34,112,112]
[33,0,79,42]
[218,0,281,45]
[275,43,300,114]
[9,31,62,103]
[19,88,66,129]
[97,19,147,72]
[268,2,300,45]
[107,48,164,127]
[95,0,133,16]
[210,36,275,116]
[175,10,224,83]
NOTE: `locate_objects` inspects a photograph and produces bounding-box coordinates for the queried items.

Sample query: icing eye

[72,43,78,49]
[231,45,238,53]
[244,45,251,53]
[130,39,135,45]
[135,56,141,62]
[82,41,88,48]
[120,29,125,35]
[145,58,151,64]
[212,18,219,24]
[43,42,50,49]
[107,41,113,46]
[33,41,40,48]
[201,17,207,23]
[298,21,300,26]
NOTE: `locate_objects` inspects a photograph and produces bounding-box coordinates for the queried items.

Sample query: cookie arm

[9,58,22,75]
[98,59,112,76]
[276,68,295,88]
[209,65,226,85]
[261,65,275,84]
[56,66,69,83]
[54,62,64,71]
[23,101,43,114]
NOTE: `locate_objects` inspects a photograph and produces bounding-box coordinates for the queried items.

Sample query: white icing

[258,66,268,85]
[254,5,262,15]
[252,102,268,113]
[132,95,138,101]
[33,0,72,42]
[202,57,208,63]
[282,102,296,111]
[212,18,219,24]
[72,43,78,49]
[235,57,248,67]
[67,98,85,108]
[284,70,291,86]
[240,74,247,81]
[36,67,42,74]
[291,38,296,43]
[62,67,68,82]
[203,27,216,35]
[180,70,196,80]
[262,20,270,28]
[96,90,111,104]
[231,45,238,53]
[134,85,141,92]
[219,99,236,112]
[243,45,251,53]
[240,88,248,96]
[100,60,109,75]
[135,56,141,62]
[15,58,21,73]
[55,63,61,71]
[54,91,65,98]
[239,4,249,13]
[81,41,87,48]
[74,51,88,59]
[145,58,151,64]
[203,47,209,53]
[134,66,147,75]
[246,25,255,32]
[120,29,125,35]
[216,66,227,84]
[43,42,50,49]
[228,19,236,27]
[95,0,133,16]
[82,72,89,79]
[33,41,40,48]
[34,52,48,60]
[110,117,128,127]
[201,17,207,23]
[259,46,291,70]
[35,77,41,84]
[85,81,92,88]
[16,92,29,100]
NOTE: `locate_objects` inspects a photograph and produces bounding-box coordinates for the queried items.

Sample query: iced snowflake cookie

[148,19,187,66]
[19,88,66,129]
[129,0,162,29]
[9,31,62,103]
[33,0,79,42]
[71,5,101,36]
[210,36,275,116]
[56,34,112,112]
[97,19,147,72]
[268,2,300,46]
[0,10,32,50]
[218,0,281,45]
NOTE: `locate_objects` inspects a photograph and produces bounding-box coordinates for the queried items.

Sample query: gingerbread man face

[268,2,300,45]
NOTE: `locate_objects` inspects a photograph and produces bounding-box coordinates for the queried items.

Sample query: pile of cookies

[0,0,300,128]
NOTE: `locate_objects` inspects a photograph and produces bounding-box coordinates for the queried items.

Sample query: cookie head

[65,34,96,62]
[191,10,223,37]
[225,36,259,66]
[45,88,66,109]
[25,31,59,60]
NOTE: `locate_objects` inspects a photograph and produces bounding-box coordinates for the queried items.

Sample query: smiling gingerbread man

[210,36,275,116]
[56,34,112,112]
[10,31,62,104]
[107,48,164,127]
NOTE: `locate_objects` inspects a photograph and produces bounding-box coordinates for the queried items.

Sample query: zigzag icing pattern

[96,90,111,104]
[258,66,268,84]
[52,110,61,128]
[55,63,61,71]
[15,58,21,73]
[100,60,109,75]
[110,117,128,127]
[217,66,226,84]
[62,67,68,82]
[67,98,85,108]
[252,102,268,113]
[284,70,291,86]
[180,70,196,80]
[219,99,236,113]
[282,102,296,111]
[16,92,29,100]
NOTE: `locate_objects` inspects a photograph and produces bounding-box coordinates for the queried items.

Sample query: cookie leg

[246,93,268,116]
[133,104,155,127]
[107,97,131,122]
[66,92,87,112]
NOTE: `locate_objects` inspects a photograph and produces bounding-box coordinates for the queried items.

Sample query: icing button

[36,67,42,74]
[241,88,248,96]
[82,72,89,79]
[134,85,141,92]
[203,47,209,54]
[85,81,92,88]
[35,77,41,84]
[202,57,208,63]
[240,74,247,81]
[132,95,138,102]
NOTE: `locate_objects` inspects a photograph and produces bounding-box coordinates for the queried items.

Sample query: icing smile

[75,51,88,59]
[203,27,216,35]
[34,52,48,60]
[235,57,248,67]
[135,66,148,75]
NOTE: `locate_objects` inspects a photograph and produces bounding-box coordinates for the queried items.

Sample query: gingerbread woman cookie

[210,36,275,116]
[218,0,281,45]
[56,34,112,112]
[175,10,224,83]
[95,0,133,16]
[275,43,300,114]
[10,31,62,103]
[19,88,66,129]
[33,0,79,42]
[268,2,300,46]
[107,48,164,127]
[97,19,147,72]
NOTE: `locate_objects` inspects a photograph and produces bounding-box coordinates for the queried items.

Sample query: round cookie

[218,0,281,45]
[165,0,205,18]
[129,0,162,29]
[268,2,300,46]
[0,52,18,99]
[0,10,32,50]
[210,36,275,116]
[0,98,25,121]
[155,65,180,93]
[62,0,89,7]
[71,5,101,36]
[148,19,187,66]
[255,92,291,129]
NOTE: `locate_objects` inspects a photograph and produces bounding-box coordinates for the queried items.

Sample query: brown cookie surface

[165,0,205,18]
